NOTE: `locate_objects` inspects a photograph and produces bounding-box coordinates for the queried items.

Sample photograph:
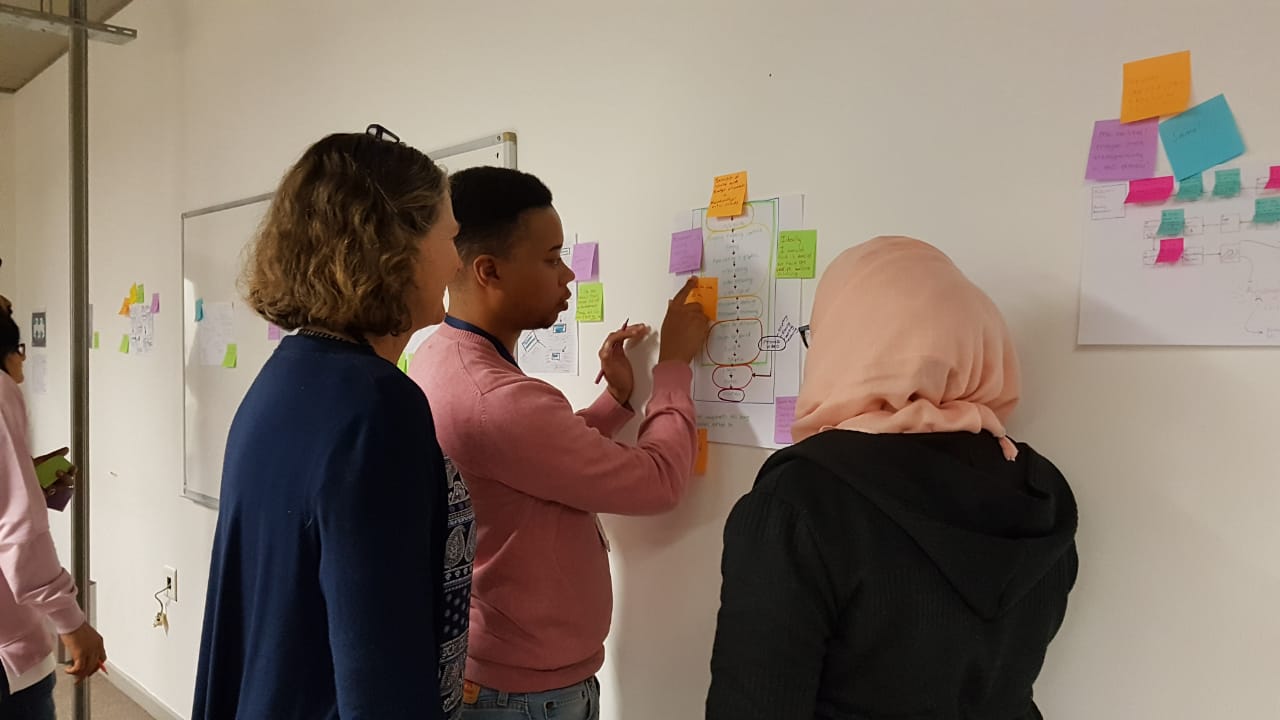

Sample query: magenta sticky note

[774,396,798,444]
[1085,118,1158,181]
[1156,238,1185,264]
[150,293,160,313]
[669,228,704,274]
[571,242,598,282]
[1267,166,1280,190]
[268,324,283,341]
[1125,176,1175,204]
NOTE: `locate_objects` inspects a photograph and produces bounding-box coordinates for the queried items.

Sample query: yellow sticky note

[222,344,238,368]
[1120,50,1191,123]
[707,172,748,218]
[686,277,718,321]
[695,428,709,475]
[118,334,129,353]
[575,282,604,323]
[92,332,99,349]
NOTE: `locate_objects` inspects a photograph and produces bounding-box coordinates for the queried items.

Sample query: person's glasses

[797,325,811,349]
[365,124,401,143]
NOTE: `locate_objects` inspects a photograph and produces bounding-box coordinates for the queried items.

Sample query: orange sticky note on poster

[707,172,747,218]
[118,297,131,316]
[694,428,709,475]
[1120,50,1191,123]
[686,277,718,321]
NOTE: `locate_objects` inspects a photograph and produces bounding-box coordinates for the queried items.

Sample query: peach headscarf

[790,236,1021,460]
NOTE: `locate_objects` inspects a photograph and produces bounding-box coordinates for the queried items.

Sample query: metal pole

[69,0,91,717]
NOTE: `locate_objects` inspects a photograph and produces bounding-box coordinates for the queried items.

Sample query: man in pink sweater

[409,167,708,719]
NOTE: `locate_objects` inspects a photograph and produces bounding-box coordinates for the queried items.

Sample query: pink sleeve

[574,391,635,439]
[471,362,698,515]
[0,383,85,634]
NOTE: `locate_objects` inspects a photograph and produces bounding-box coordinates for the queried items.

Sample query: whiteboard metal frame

[179,192,273,508]
[429,131,518,169]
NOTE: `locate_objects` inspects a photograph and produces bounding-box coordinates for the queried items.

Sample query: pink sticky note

[1156,237,1185,264]
[774,396,798,445]
[267,324,283,341]
[1267,166,1280,190]
[1125,176,1175,204]
[150,293,160,313]
[571,242,598,282]
[669,228,704,274]
[1085,118,1158,181]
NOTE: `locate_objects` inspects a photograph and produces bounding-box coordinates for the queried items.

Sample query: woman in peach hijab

[706,237,1078,720]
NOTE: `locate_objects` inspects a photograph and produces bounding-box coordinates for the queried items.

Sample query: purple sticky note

[669,228,704,274]
[1085,118,1158,181]
[571,242,598,282]
[774,396,798,444]
[150,293,160,313]
[1125,176,1175,204]
[268,324,283,341]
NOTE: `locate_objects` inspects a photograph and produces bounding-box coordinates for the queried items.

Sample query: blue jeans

[463,677,600,720]
[0,672,56,720]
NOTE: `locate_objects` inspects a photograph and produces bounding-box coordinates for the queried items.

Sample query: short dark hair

[0,308,20,366]
[243,130,448,337]
[449,167,553,261]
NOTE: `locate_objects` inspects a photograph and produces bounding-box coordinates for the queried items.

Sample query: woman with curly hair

[193,125,467,720]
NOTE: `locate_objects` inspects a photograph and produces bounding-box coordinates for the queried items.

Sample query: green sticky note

[1175,173,1204,201]
[91,332,99,349]
[35,456,72,490]
[776,230,818,279]
[118,334,130,353]
[397,354,409,373]
[222,344,238,368]
[1157,209,1186,237]
[1213,168,1242,198]
[575,282,604,323]
[134,283,145,304]
[1254,197,1280,224]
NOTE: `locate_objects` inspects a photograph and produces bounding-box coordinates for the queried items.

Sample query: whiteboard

[180,133,516,507]
[181,194,275,507]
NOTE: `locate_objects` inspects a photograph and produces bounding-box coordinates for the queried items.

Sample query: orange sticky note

[694,428,709,475]
[707,172,748,218]
[118,298,131,316]
[686,277,718,321]
[1120,50,1191,123]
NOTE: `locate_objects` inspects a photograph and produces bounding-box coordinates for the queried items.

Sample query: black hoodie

[706,430,1078,720]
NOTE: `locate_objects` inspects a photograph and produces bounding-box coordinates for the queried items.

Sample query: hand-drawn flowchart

[675,196,805,448]
[1080,164,1280,345]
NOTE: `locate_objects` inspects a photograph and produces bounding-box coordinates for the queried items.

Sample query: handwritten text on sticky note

[1126,176,1175,204]
[1158,94,1245,181]
[1158,209,1186,237]
[1214,168,1242,198]
[1176,174,1204,201]
[1156,238,1185,265]
[1254,198,1280,224]
[777,230,818,279]
[669,228,704,274]
[1120,50,1191,123]
[707,172,748,218]
[576,282,604,322]
[774,396,798,444]
[1085,119,1158,181]
[686,277,719,321]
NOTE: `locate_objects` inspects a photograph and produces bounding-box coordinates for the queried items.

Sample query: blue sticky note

[1158,209,1185,237]
[1158,95,1246,181]
[195,298,204,322]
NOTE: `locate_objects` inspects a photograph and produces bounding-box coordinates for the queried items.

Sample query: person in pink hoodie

[409,166,710,719]
[0,307,106,718]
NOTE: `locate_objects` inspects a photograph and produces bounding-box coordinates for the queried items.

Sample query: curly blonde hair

[243,131,446,337]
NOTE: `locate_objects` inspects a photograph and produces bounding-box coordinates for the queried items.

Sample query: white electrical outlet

[163,566,178,603]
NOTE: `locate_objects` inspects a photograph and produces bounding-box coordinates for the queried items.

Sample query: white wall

[9,1,1280,718]
[0,94,14,294]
